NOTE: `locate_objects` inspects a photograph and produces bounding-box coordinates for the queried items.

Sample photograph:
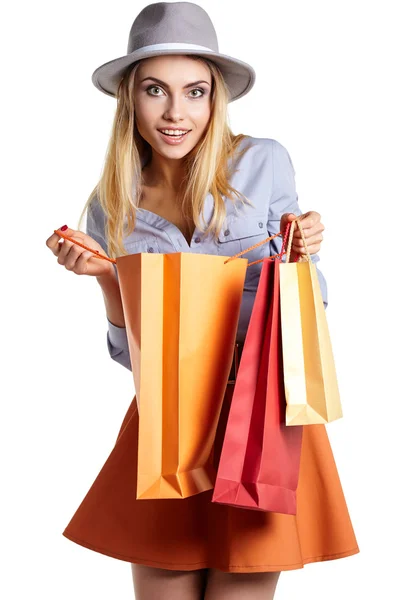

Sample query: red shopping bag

[211,256,303,515]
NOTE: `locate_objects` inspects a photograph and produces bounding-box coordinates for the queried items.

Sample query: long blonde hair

[77,55,254,259]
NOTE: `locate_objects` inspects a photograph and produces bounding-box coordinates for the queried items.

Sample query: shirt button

[194,237,201,243]
[224,229,230,236]
[148,247,154,253]
[258,222,263,228]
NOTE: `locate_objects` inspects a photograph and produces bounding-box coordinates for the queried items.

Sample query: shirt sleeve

[106,318,132,372]
[86,197,132,371]
[267,139,328,309]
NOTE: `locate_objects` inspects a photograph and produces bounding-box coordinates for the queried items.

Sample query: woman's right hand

[46,226,115,278]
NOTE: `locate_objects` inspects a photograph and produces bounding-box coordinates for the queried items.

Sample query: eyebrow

[139,77,211,89]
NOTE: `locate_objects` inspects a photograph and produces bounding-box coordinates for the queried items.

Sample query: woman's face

[133,55,212,159]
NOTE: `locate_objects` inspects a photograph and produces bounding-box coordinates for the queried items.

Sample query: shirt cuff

[107,318,130,352]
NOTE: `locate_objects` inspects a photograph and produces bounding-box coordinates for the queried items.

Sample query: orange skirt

[62,383,359,573]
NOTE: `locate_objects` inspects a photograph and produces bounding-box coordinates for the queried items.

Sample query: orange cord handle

[223,216,305,266]
[223,230,286,266]
[54,218,305,268]
[53,230,117,264]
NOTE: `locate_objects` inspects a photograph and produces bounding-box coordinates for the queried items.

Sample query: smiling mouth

[158,130,191,137]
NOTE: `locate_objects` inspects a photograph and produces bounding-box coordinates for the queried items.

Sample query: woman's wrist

[96,264,126,328]
[96,262,118,287]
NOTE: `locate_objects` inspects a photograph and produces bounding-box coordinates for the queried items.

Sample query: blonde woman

[46,3,359,599]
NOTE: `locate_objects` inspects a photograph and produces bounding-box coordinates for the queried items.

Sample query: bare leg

[204,569,281,600]
[131,563,208,600]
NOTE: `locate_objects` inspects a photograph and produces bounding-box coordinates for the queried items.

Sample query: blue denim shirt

[87,136,328,371]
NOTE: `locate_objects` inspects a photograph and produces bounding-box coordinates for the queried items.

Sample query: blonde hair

[77,55,254,259]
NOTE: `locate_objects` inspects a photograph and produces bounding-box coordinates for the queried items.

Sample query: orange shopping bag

[116,252,247,499]
[54,227,286,501]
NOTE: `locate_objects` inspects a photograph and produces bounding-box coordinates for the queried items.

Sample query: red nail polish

[60,225,68,231]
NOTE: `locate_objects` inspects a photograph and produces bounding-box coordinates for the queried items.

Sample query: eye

[188,88,205,98]
[146,85,205,98]
[146,85,164,96]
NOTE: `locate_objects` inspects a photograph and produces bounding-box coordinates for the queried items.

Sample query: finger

[73,250,93,275]
[293,242,322,255]
[292,242,321,254]
[55,228,86,264]
[304,243,321,255]
[57,237,77,265]
[289,213,311,235]
[292,232,323,249]
[282,212,298,221]
[293,223,325,243]
[292,232,323,250]
[46,230,68,254]
[297,211,321,231]
[64,243,86,271]
[54,239,64,257]
[296,218,316,232]
[47,226,77,255]
[280,212,298,233]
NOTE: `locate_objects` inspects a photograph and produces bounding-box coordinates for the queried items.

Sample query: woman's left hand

[280,211,325,256]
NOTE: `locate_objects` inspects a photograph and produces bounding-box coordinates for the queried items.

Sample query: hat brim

[91,48,256,102]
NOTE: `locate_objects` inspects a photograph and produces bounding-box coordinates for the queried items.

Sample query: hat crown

[127,2,219,54]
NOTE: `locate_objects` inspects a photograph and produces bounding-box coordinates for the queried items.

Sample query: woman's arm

[267,139,328,308]
[86,196,132,371]
[96,267,125,328]
[96,268,132,372]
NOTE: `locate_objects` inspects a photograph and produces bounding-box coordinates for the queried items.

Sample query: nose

[163,93,185,122]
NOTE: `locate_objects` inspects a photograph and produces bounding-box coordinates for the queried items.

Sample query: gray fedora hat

[91,1,256,102]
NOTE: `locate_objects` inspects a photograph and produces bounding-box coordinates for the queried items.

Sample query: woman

[46,3,359,599]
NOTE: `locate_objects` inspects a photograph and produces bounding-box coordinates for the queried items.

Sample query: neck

[142,151,186,192]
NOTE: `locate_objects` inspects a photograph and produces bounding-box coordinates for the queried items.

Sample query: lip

[157,127,190,132]
[157,129,191,145]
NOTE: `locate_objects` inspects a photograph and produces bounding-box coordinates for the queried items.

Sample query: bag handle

[53,217,309,267]
[223,218,306,266]
[53,229,117,264]
[286,218,312,264]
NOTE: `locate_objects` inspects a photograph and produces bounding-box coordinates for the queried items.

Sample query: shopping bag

[53,225,292,503]
[212,257,303,514]
[279,219,343,425]
[116,252,248,499]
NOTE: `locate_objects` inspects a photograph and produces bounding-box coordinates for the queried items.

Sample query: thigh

[204,569,281,600]
[131,563,208,600]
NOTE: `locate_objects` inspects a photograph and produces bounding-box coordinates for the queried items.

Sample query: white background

[2,0,399,598]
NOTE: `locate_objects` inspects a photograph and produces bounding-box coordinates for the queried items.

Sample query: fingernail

[60,225,68,231]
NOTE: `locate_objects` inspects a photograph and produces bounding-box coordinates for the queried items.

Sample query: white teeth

[160,129,188,136]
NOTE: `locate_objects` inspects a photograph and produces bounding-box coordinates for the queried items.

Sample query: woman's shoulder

[233,135,293,169]
[229,135,295,184]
